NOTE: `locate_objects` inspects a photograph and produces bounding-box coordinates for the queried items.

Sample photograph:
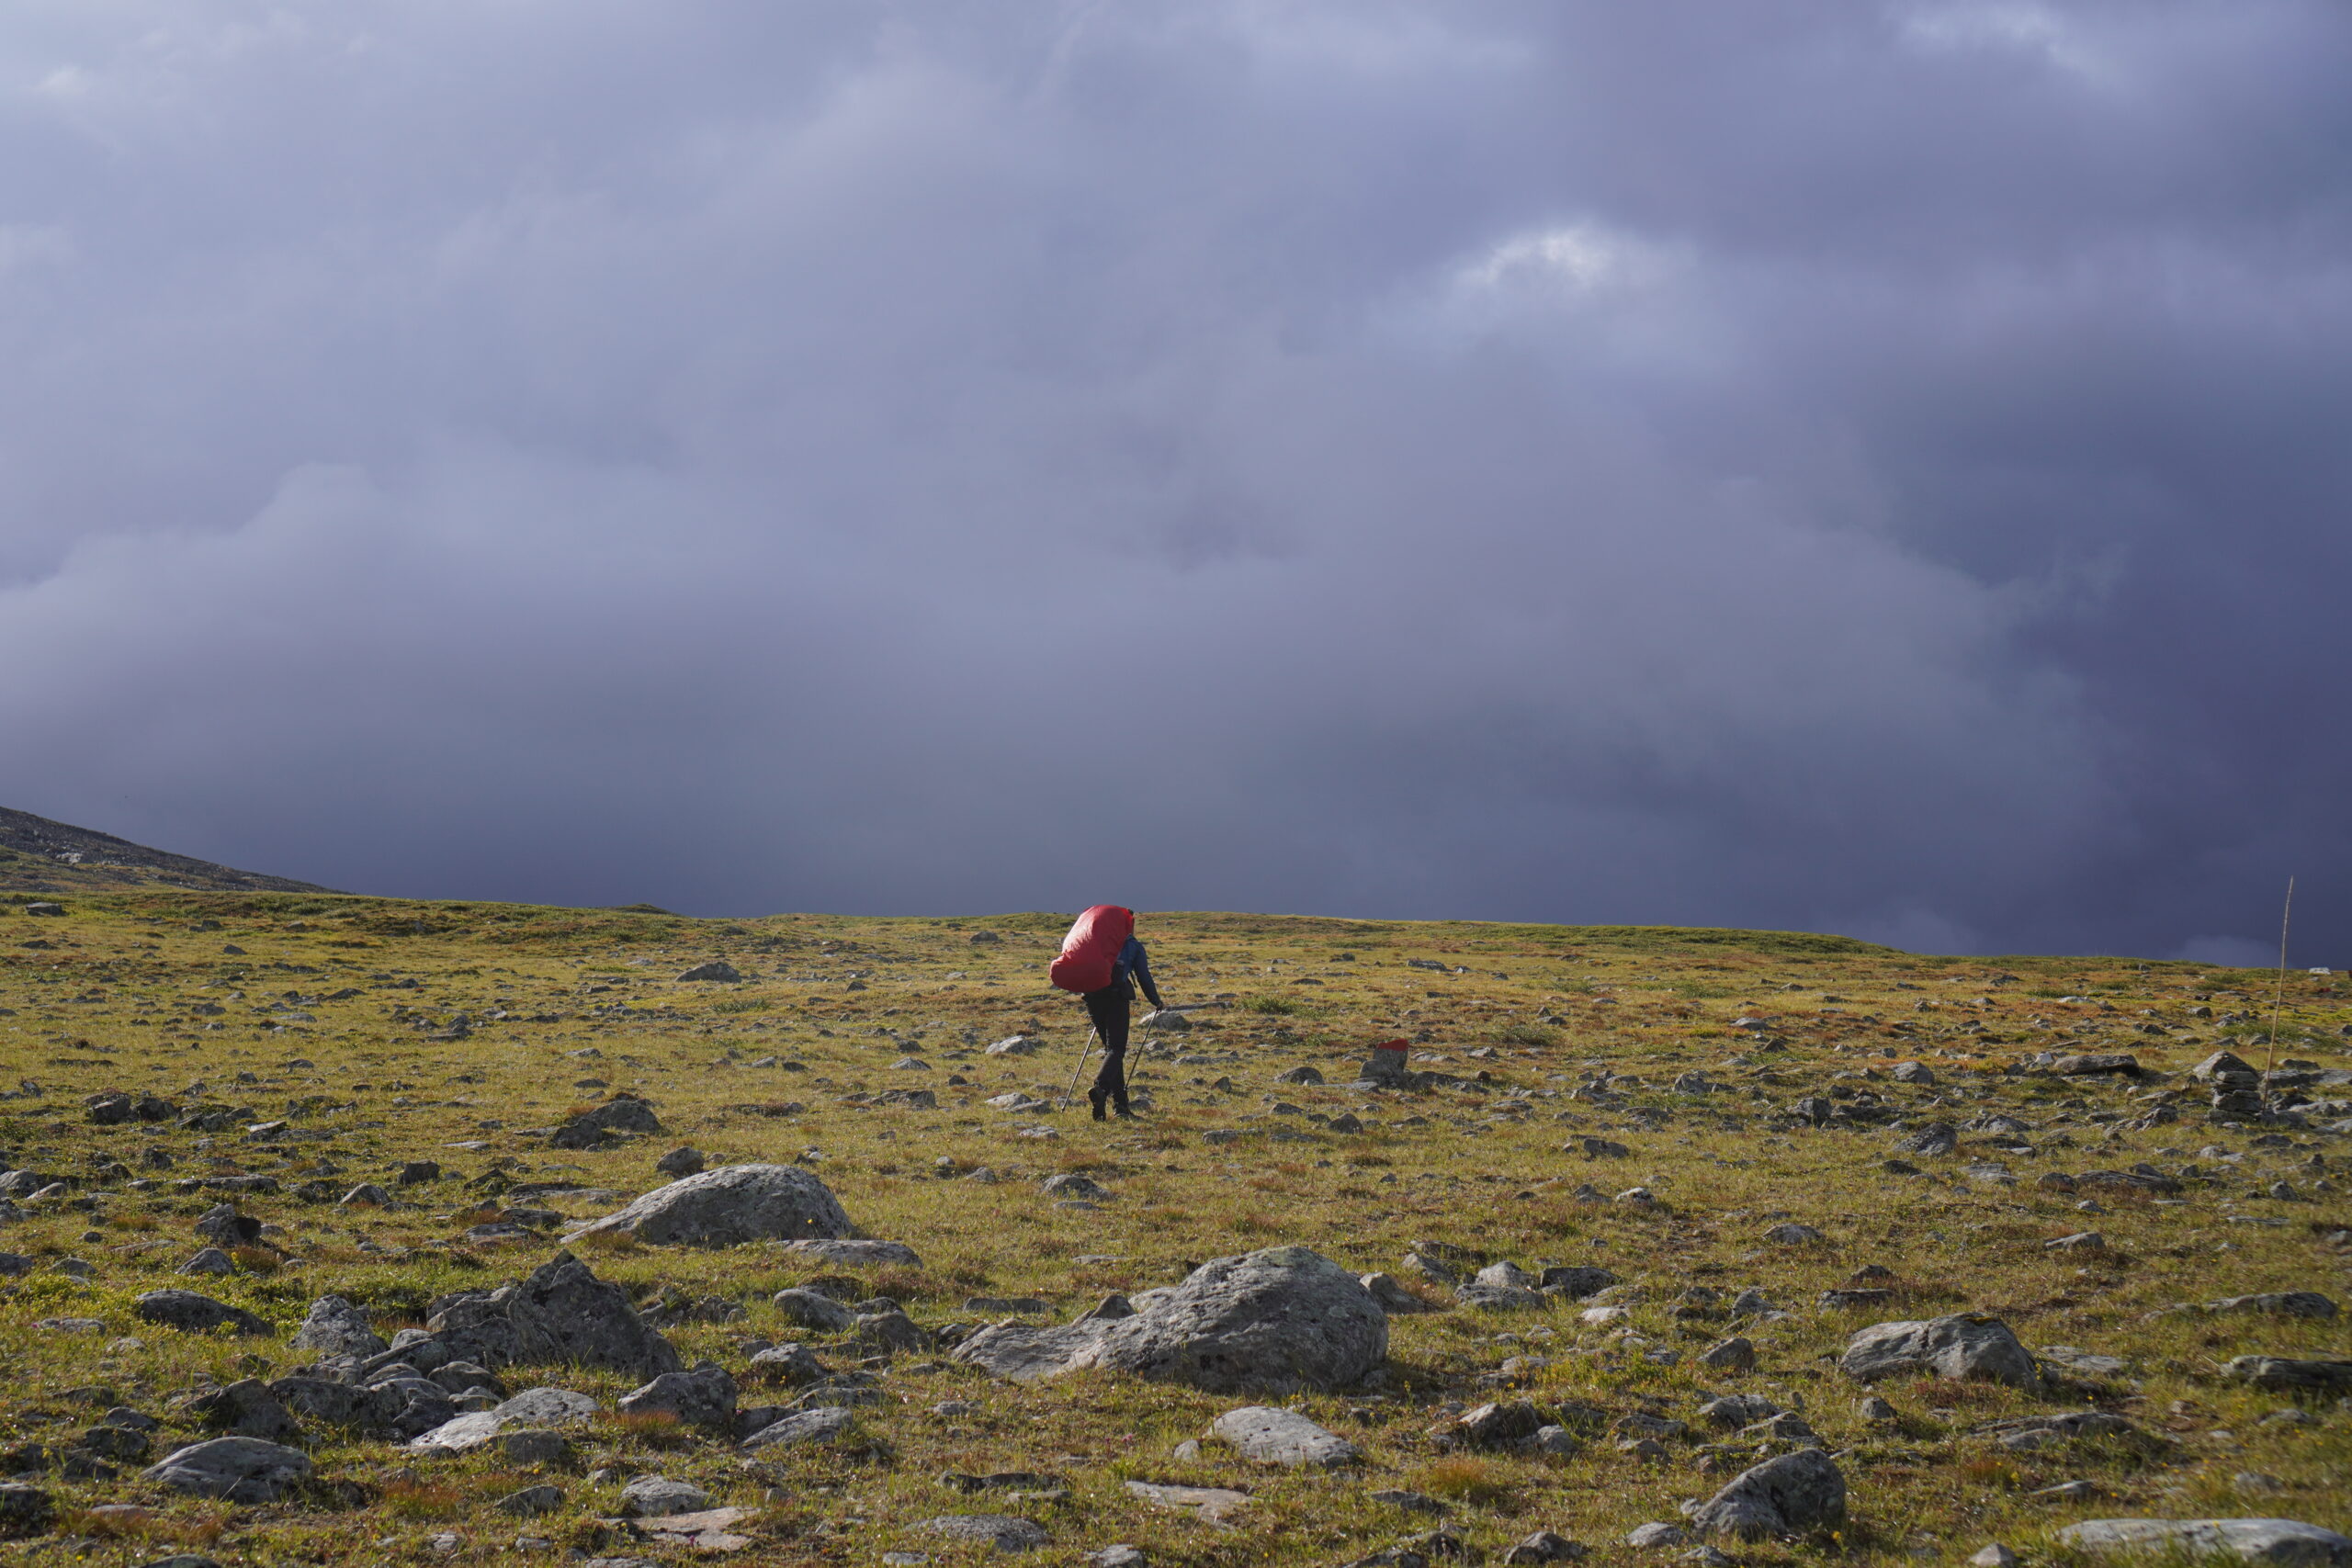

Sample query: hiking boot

[1087,1088,1108,1122]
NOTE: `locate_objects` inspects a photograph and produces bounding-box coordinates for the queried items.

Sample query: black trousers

[1083,980,1133,1105]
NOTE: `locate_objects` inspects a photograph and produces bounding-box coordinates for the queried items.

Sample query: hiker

[1082,924,1164,1120]
[1048,905,1170,1120]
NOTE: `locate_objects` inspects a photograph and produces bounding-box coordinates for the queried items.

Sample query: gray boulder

[1211,1405,1360,1467]
[2208,1293,2338,1320]
[141,1438,312,1504]
[740,1405,858,1450]
[953,1246,1385,1395]
[1361,1273,1437,1314]
[618,1363,737,1430]
[1841,1315,2041,1391]
[1457,1280,1548,1311]
[288,1294,386,1357]
[747,1343,830,1385]
[677,962,742,983]
[2057,1520,2350,1566]
[427,1253,680,1379]
[775,1238,922,1269]
[565,1165,855,1247]
[409,1387,600,1453]
[773,1288,856,1333]
[919,1515,1048,1551]
[549,1094,664,1149]
[619,1475,711,1517]
[186,1379,300,1444]
[1690,1450,1847,1540]
[1538,1266,1618,1299]
[2223,1358,2352,1394]
[194,1204,263,1250]
[134,1290,272,1337]
[1896,1124,1959,1156]
[267,1376,406,1437]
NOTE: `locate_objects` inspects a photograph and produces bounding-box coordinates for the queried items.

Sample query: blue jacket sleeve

[1123,937,1165,1009]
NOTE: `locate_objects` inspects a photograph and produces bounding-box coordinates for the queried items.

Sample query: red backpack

[1049,905,1134,993]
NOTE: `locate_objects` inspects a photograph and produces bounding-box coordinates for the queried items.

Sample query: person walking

[1048,905,1170,1121]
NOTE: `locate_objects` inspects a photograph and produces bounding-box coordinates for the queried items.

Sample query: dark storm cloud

[2,1,2346,960]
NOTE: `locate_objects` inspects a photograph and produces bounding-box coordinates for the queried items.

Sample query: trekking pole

[1057,1026,1101,1111]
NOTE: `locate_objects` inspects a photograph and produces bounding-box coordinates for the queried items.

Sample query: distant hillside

[0,806,337,894]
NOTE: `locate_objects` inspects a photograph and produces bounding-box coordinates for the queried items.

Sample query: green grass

[0,887,2346,1567]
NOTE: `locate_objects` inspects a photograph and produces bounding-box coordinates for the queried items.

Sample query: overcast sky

[3,3,2347,962]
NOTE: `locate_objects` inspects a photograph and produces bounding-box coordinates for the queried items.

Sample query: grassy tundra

[0,890,2346,1567]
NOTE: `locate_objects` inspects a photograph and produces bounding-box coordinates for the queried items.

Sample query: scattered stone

[2223,1358,2352,1394]
[1504,1530,1589,1563]
[1690,1449,1847,1540]
[1088,1548,1148,1568]
[1123,1480,1250,1526]
[1841,1315,2041,1391]
[2208,1293,2338,1320]
[678,962,742,982]
[2052,1054,2140,1077]
[186,1379,300,1444]
[1897,1124,1959,1156]
[2046,1232,2107,1252]
[917,1515,1047,1551]
[497,1483,566,1516]
[1699,1337,1757,1372]
[740,1405,858,1450]
[410,1388,599,1452]
[1212,1405,1359,1467]
[1042,1173,1112,1201]
[655,1147,707,1178]
[141,1438,312,1503]
[620,1476,711,1517]
[1362,1273,1438,1314]
[195,1203,263,1249]
[565,1165,854,1246]
[2057,1519,2351,1566]
[178,1247,235,1276]
[548,1094,664,1149]
[777,1237,922,1268]
[288,1294,386,1357]
[132,1290,272,1337]
[1699,1394,1781,1429]
[773,1289,856,1333]
[1971,1547,2018,1568]
[1539,1266,1618,1299]
[428,1253,681,1379]
[1626,1524,1688,1550]
[1437,1400,1545,1450]
[953,1246,1385,1394]
[618,1363,737,1430]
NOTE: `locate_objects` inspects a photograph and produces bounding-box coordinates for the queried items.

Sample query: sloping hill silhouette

[0,805,335,894]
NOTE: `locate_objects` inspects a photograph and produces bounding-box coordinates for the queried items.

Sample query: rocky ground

[0,891,2346,1568]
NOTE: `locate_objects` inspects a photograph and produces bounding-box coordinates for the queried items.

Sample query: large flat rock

[954,1246,1385,1395]
[566,1165,857,1247]
[2058,1520,2351,1566]
[1212,1405,1360,1467]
